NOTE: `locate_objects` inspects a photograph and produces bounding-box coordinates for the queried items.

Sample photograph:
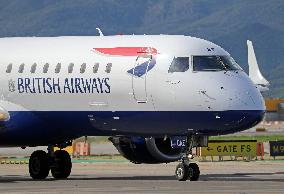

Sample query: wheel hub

[176,167,183,177]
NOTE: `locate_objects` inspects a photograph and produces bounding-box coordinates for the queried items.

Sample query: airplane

[0,32,269,181]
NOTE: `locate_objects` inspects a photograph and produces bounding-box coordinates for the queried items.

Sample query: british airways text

[17,77,110,94]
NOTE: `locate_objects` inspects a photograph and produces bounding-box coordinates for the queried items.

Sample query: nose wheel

[29,147,72,179]
[175,162,200,181]
[175,135,200,181]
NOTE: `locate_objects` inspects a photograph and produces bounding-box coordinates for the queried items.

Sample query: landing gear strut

[29,145,72,179]
[175,136,200,181]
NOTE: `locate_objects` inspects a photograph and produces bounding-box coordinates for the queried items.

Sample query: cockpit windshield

[193,56,242,72]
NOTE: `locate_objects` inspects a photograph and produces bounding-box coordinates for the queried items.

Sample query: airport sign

[200,140,257,157]
[269,141,284,156]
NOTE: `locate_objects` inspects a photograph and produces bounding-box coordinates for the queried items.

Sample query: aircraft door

[130,55,152,103]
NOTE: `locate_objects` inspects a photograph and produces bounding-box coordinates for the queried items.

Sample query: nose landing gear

[175,136,200,181]
[175,162,200,181]
[29,145,72,179]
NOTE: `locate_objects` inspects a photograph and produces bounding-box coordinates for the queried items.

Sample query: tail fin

[247,40,269,91]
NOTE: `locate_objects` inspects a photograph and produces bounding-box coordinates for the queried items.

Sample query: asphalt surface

[0,161,283,193]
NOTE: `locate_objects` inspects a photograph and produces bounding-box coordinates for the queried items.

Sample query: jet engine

[109,136,184,164]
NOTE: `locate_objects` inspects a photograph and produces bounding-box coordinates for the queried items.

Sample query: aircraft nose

[221,72,266,133]
[239,74,266,112]
[229,109,265,133]
[218,71,266,112]
[205,71,266,134]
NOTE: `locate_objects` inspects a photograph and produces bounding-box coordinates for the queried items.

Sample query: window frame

[18,63,25,73]
[6,63,12,73]
[93,63,99,73]
[191,55,241,72]
[80,63,86,74]
[168,57,190,73]
[43,63,49,73]
[30,63,37,73]
[55,63,61,74]
[105,63,112,73]
[68,63,74,74]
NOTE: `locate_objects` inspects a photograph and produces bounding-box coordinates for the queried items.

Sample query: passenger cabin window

[43,63,49,73]
[55,63,61,73]
[80,63,86,74]
[168,57,189,73]
[192,56,241,72]
[105,63,112,73]
[93,63,99,73]
[30,63,37,73]
[18,63,25,73]
[68,63,74,73]
[6,63,12,73]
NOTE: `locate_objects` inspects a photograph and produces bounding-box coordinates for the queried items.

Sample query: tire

[51,150,72,179]
[29,150,50,179]
[175,163,189,181]
[188,163,200,181]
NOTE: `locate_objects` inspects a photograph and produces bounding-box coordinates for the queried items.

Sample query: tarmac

[0,161,283,193]
[0,126,284,193]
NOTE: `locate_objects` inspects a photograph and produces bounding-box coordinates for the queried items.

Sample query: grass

[210,135,284,142]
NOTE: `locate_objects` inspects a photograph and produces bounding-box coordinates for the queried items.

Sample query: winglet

[96,28,104,37]
[247,40,269,91]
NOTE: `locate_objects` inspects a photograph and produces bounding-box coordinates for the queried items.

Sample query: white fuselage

[0,35,265,146]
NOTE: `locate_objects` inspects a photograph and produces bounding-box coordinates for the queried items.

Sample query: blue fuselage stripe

[0,110,265,146]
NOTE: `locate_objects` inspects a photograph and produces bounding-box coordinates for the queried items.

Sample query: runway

[0,161,283,193]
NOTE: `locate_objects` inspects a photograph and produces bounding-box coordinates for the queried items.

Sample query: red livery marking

[94,47,158,56]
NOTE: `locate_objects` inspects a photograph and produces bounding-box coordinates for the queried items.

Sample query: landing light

[0,112,9,121]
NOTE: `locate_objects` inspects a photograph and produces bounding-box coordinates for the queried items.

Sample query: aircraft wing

[247,40,270,92]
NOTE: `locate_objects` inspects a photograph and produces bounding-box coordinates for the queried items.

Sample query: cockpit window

[193,56,242,72]
[168,57,189,73]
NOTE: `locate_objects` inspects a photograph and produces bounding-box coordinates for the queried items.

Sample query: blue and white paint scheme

[0,35,267,146]
[0,34,270,181]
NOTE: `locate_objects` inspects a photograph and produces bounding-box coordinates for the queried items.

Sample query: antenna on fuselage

[96,28,104,37]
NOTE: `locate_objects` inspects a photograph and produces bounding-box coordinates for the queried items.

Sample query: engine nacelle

[109,136,184,164]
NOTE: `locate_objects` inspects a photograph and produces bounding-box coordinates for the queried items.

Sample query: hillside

[0,0,283,96]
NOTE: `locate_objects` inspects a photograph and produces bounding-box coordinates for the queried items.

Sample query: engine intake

[109,136,183,164]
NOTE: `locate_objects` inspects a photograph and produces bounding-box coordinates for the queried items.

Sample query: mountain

[0,0,283,97]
